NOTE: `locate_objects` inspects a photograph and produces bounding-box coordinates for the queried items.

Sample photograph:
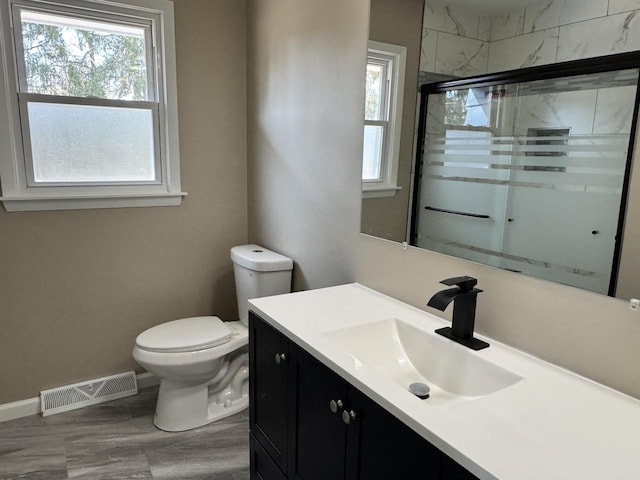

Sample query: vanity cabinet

[249,311,479,480]
[289,346,351,479]
[249,311,290,472]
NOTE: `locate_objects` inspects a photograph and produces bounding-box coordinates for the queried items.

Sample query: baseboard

[136,372,160,390]
[0,397,40,423]
[0,372,159,423]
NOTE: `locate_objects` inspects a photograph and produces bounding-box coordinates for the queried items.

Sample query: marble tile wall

[609,0,640,15]
[522,0,608,34]
[434,32,489,77]
[592,84,637,134]
[557,11,640,63]
[421,0,640,77]
[491,9,526,42]
[422,0,487,39]
[488,28,559,72]
[420,0,490,76]
[487,0,640,73]
[420,28,438,73]
[513,89,598,136]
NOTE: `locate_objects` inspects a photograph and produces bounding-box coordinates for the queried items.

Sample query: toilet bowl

[132,245,293,432]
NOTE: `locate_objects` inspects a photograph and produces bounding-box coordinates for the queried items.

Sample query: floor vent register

[40,371,138,416]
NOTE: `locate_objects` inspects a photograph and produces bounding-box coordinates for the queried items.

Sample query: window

[362,40,406,198]
[0,0,183,211]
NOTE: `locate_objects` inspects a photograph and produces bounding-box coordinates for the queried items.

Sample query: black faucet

[427,276,489,351]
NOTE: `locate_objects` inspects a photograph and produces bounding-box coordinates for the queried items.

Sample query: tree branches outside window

[22,21,148,101]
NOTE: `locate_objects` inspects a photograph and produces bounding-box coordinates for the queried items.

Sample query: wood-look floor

[0,387,249,479]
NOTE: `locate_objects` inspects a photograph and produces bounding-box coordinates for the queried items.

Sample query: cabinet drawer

[251,434,288,480]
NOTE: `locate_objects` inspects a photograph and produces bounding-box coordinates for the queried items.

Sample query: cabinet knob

[342,409,356,425]
[274,353,286,364]
[329,399,343,414]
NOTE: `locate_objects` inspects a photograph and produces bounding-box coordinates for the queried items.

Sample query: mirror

[362,0,640,299]
[414,67,639,296]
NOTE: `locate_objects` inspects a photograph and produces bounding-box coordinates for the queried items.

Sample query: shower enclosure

[411,54,640,295]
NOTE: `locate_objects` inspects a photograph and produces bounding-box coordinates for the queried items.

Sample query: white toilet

[132,244,293,432]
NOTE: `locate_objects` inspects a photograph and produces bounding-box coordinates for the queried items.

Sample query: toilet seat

[135,316,232,353]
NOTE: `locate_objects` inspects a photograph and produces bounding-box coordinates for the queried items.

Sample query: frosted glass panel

[363,125,384,180]
[28,102,156,183]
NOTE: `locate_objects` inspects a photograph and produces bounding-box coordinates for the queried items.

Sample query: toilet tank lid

[231,244,293,272]
[135,316,231,353]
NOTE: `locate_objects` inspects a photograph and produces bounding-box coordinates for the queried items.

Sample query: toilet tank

[230,244,293,326]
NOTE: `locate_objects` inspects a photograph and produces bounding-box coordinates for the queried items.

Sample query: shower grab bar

[425,206,490,219]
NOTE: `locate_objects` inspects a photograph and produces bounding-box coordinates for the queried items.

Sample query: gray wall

[247,0,640,400]
[0,0,248,405]
[246,0,366,291]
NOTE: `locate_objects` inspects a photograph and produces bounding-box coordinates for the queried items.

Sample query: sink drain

[409,382,430,399]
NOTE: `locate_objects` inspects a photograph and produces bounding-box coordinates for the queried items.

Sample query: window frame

[362,40,406,199]
[0,0,184,211]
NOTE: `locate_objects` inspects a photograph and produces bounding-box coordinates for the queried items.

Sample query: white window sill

[362,186,402,199]
[0,192,188,212]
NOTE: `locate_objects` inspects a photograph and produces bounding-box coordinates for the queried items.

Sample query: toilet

[132,244,293,432]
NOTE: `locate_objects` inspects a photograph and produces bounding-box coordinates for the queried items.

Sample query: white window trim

[363,40,406,199]
[0,0,185,212]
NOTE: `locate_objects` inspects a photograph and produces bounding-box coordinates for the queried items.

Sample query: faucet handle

[440,276,478,291]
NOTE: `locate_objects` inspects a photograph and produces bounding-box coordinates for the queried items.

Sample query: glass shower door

[414,68,639,295]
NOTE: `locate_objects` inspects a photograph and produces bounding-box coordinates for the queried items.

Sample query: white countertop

[248,283,640,480]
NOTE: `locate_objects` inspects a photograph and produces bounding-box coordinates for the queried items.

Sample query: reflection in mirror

[361,0,425,241]
[363,41,406,198]
[412,65,639,296]
[361,0,640,300]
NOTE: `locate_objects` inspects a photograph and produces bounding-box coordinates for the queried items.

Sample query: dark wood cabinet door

[288,346,349,480]
[250,312,481,480]
[346,387,442,480]
[251,434,288,480]
[250,312,290,473]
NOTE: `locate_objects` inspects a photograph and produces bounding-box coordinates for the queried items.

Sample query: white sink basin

[323,318,523,406]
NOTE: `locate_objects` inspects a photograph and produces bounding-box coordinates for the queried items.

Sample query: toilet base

[153,351,249,432]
